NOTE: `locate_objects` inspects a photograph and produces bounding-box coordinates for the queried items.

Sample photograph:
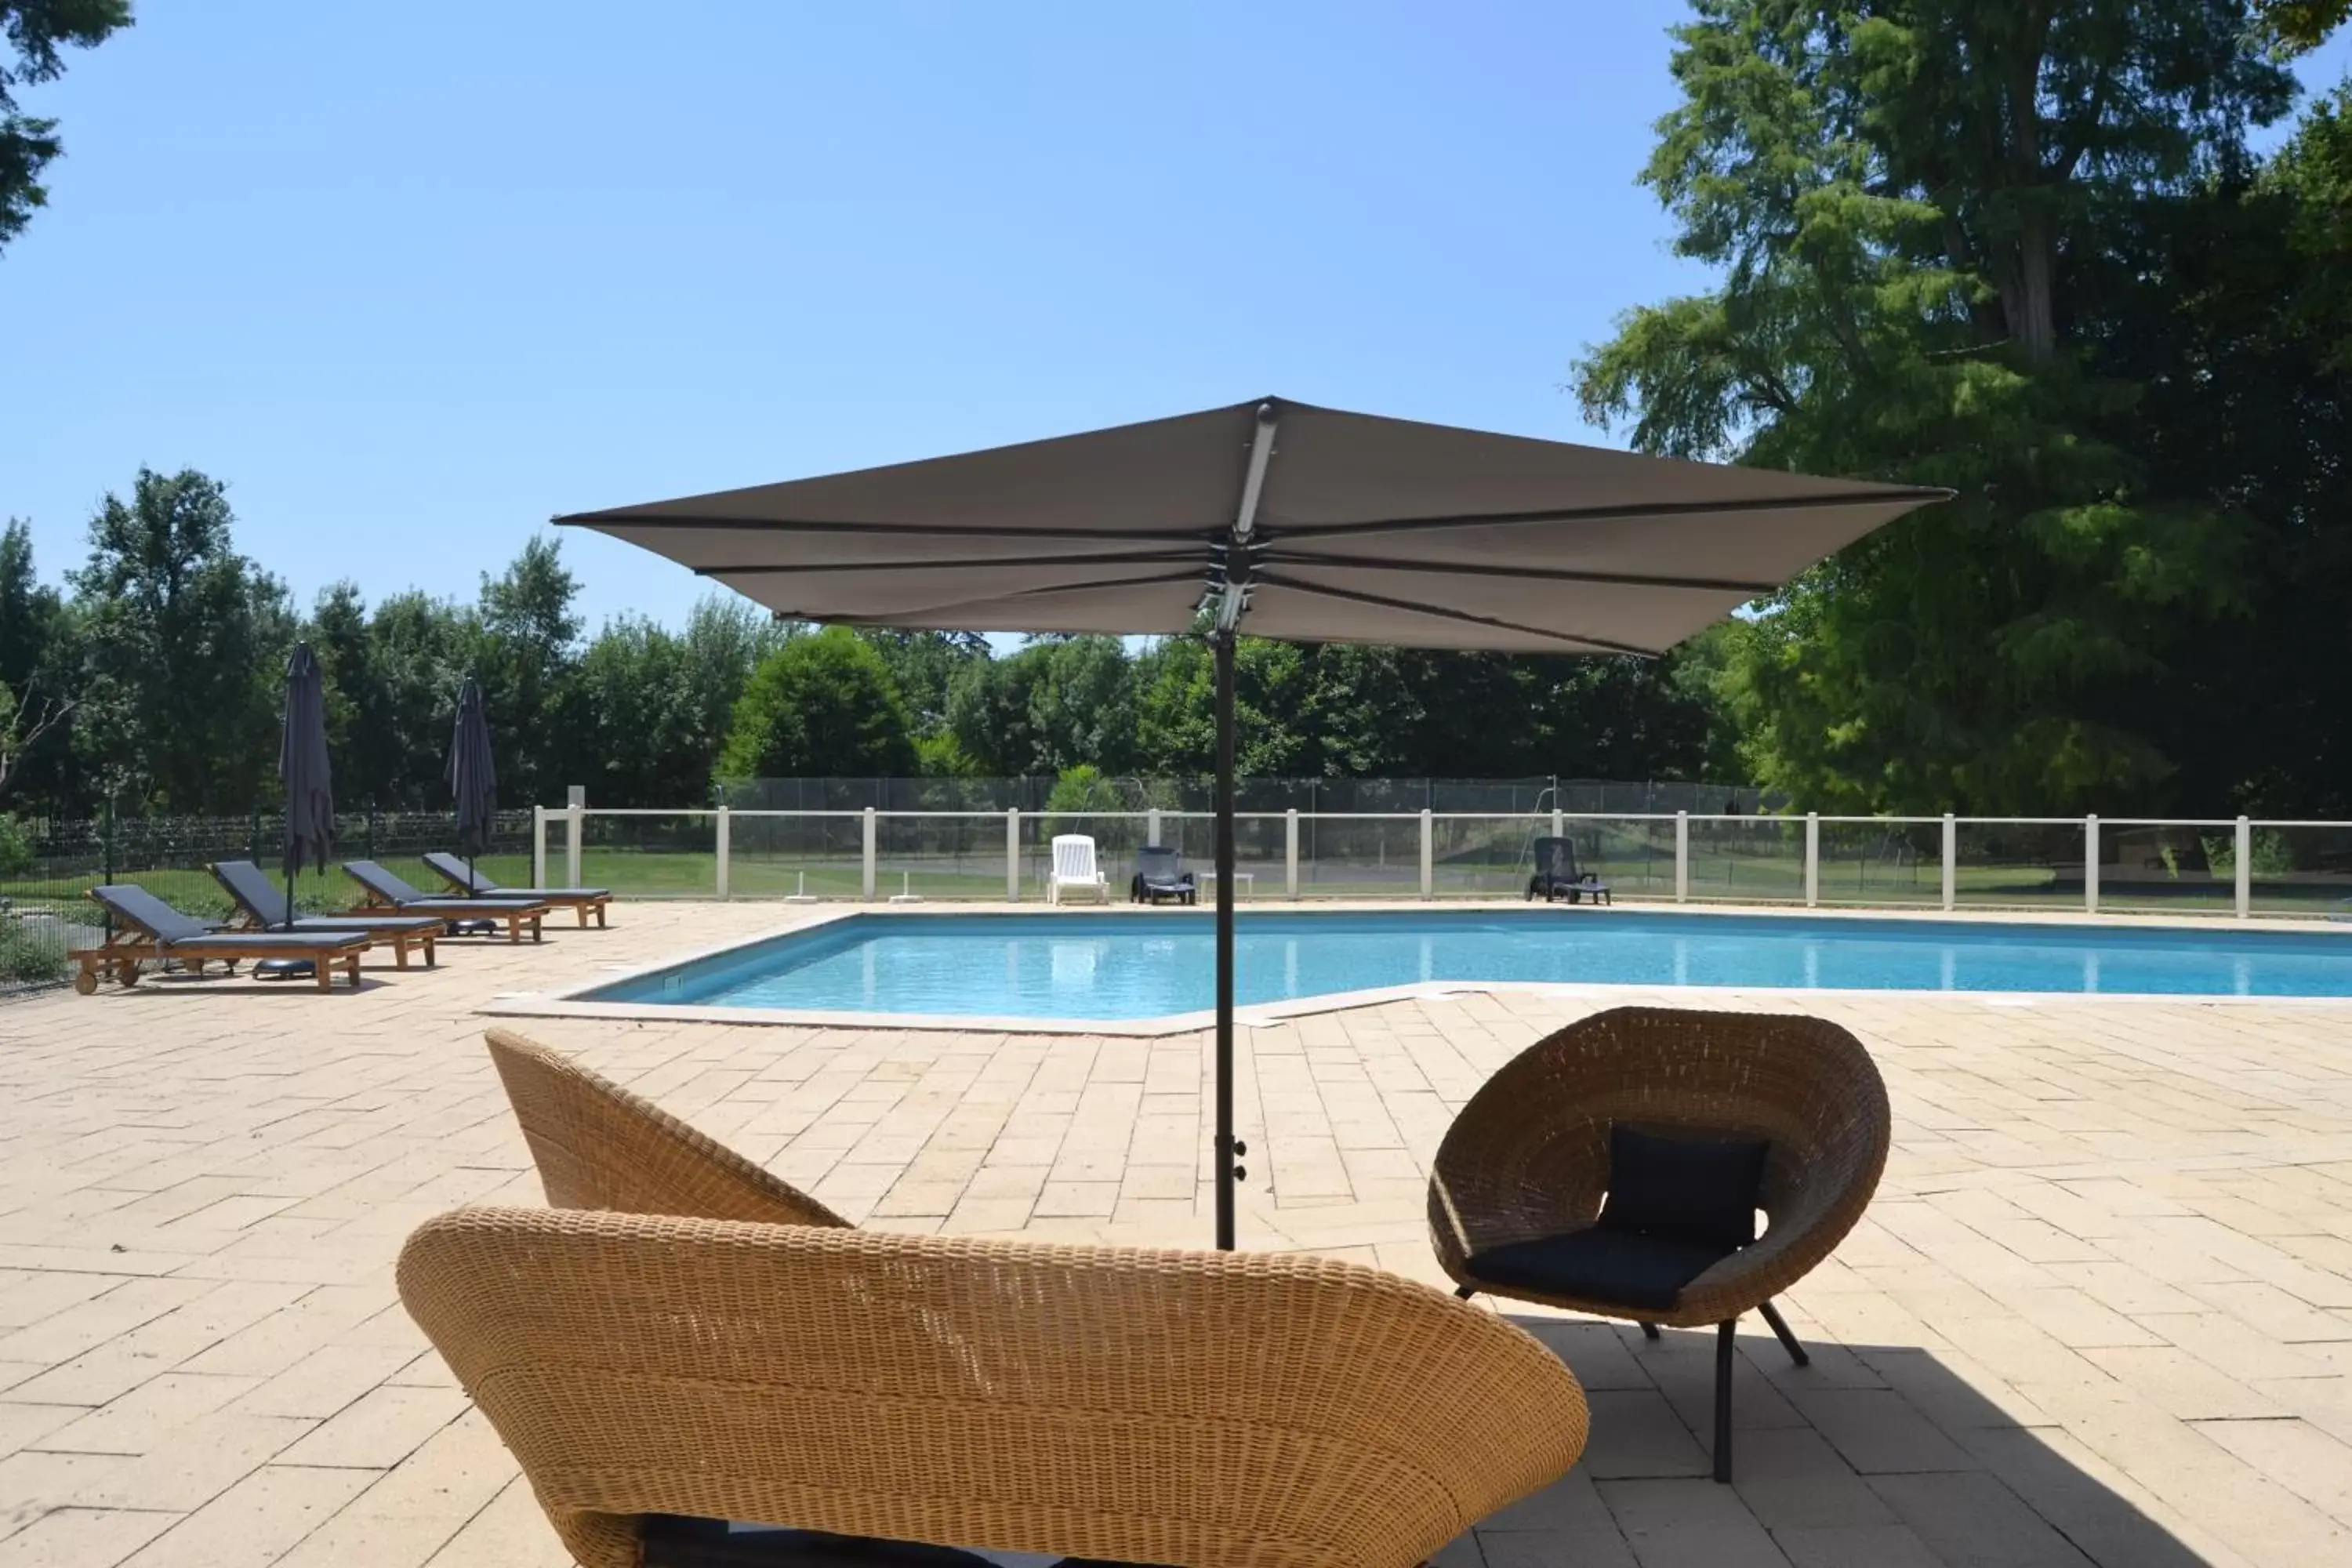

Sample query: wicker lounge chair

[340,859,546,942]
[485,1026,847,1227]
[72,884,372,995]
[1428,1005,1889,1482]
[209,858,443,968]
[400,1205,1590,1568]
[421,851,612,927]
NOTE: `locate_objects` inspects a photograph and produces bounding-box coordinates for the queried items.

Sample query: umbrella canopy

[278,642,336,927]
[554,397,1943,655]
[557,396,1949,1248]
[447,678,498,862]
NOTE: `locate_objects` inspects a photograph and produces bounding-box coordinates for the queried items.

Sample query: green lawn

[5,844,2343,918]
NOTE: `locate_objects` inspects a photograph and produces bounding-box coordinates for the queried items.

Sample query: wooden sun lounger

[339,861,546,943]
[419,852,611,928]
[73,884,372,995]
[209,859,443,969]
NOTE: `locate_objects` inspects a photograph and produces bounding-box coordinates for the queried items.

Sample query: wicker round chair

[1428,1006,1889,1481]
[401,1207,1591,1568]
[485,1025,848,1228]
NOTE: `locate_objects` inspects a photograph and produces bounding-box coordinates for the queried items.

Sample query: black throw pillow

[1597,1123,1769,1249]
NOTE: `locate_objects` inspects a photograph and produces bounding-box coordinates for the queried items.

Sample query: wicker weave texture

[485,1027,849,1229]
[400,1207,1589,1568]
[1427,1006,1890,1327]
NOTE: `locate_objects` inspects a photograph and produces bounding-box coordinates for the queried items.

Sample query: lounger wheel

[73,970,98,996]
[118,964,140,987]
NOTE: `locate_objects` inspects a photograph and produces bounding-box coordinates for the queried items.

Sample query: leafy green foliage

[0,918,64,984]
[0,810,33,874]
[0,1,132,252]
[1044,764,1123,815]
[1578,0,2316,815]
[718,627,916,780]
[2253,0,2350,52]
[68,470,294,811]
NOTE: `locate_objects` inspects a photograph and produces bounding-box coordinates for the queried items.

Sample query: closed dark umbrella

[279,642,336,931]
[556,396,1948,1248]
[446,678,497,898]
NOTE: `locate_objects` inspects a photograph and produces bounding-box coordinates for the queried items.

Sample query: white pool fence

[529,801,2352,920]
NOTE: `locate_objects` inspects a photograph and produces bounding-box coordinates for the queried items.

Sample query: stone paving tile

[0,1504,176,1567]
[3,901,2351,1565]
[114,1464,376,1568]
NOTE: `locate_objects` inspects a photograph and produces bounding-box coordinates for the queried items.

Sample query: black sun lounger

[209,859,444,968]
[1528,836,1612,905]
[340,860,547,942]
[1129,844,1197,906]
[74,884,372,994]
[419,851,611,928]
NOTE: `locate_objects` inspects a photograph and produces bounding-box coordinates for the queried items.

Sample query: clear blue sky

[3,5,2346,635]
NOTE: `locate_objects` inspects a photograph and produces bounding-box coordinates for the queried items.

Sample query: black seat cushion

[1461,1124,1769,1312]
[1463,1225,1736,1312]
[1598,1125,1769,1248]
[642,1516,1163,1566]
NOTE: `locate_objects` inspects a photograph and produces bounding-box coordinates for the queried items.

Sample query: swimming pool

[581,909,2352,1020]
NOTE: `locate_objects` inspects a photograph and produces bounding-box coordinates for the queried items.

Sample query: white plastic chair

[1047,834,1109,905]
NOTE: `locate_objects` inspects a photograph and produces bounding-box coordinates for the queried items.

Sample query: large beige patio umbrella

[557,396,1947,1247]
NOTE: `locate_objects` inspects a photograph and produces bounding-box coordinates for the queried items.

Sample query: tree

[572,597,787,806]
[68,469,291,811]
[1577,0,2299,814]
[717,626,915,779]
[1,1,132,254]
[0,519,71,800]
[467,536,583,806]
[2253,0,2350,51]
[857,630,987,737]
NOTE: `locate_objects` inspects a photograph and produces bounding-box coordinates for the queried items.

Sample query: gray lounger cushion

[343,860,541,911]
[210,860,443,934]
[421,851,610,901]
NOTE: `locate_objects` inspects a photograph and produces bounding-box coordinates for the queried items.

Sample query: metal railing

[529,805,2350,921]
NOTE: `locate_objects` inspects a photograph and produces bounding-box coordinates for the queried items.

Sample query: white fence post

[1285,808,1299,898]
[1941,814,1956,911]
[1146,807,1161,846]
[1006,809,1020,902]
[861,808,878,902]
[532,805,547,888]
[1675,811,1690,903]
[1418,809,1434,900]
[2235,816,2252,919]
[1552,803,1565,840]
[565,786,584,890]
[713,806,730,898]
[1803,812,1820,907]
[2085,815,2100,914]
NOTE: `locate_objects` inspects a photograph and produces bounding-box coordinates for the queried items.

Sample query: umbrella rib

[1250,572,1657,656]
[1267,486,1947,541]
[767,568,1208,626]
[692,549,1206,577]
[1260,551,1781,594]
[554,513,1215,545]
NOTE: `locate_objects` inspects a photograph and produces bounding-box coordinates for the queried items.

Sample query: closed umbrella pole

[277,643,336,974]
[446,679,498,920]
[556,395,1948,1249]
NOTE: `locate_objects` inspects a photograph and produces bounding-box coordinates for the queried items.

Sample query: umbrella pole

[1214,629,1237,1250]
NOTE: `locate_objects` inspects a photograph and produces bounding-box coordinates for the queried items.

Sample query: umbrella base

[254,958,316,981]
[448,918,502,938]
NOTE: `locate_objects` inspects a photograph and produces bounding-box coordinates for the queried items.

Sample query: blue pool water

[584,910,2352,1018]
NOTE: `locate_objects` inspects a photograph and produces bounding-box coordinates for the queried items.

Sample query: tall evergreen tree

[1577,0,2303,813]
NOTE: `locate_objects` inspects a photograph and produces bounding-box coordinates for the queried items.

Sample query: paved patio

[2,901,2349,1566]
